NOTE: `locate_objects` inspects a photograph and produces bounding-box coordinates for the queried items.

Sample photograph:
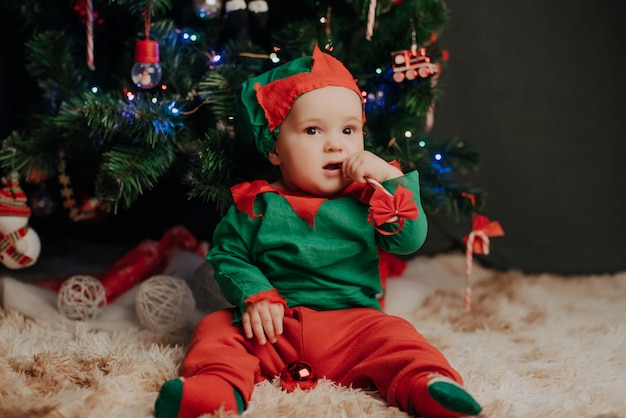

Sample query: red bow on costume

[367,179,418,235]
[463,214,505,254]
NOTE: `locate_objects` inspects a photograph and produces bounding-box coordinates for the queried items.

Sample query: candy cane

[424,67,440,132]
[366,0,377,40]
[464,229,489,312]
[86,0,95,70]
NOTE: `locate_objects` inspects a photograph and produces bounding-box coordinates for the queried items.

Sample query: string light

[210,52,222,65]
[432,151,451,174]
[181,31,198,42]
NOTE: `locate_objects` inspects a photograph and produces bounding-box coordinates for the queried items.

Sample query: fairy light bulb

[131,39,162,89]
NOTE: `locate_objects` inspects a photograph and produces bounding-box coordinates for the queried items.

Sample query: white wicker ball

[135,275,196,333]
[57,275,107,320]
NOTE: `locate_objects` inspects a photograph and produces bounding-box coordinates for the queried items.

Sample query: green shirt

[207,170,427,323]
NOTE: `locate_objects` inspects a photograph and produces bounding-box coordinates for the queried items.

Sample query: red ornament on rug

[279,361,318,392]
[36,225,208,304]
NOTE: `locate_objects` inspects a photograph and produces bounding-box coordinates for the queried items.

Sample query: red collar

[231,180,372,228]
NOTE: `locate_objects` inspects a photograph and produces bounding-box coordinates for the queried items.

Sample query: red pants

[179,307,463,417]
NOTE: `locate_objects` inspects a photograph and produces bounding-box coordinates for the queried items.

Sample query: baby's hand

[342,150,403,184]
[242,300,284,345]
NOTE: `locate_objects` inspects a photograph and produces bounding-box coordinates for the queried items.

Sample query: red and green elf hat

[239,45,365,156]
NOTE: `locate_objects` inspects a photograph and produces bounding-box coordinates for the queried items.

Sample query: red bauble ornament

[27,168,47,184]
[279,361,318,392]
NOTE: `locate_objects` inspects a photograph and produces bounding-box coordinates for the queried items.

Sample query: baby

[155,45,482,418]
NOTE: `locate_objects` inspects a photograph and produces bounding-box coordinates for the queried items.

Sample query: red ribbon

[463,214,505,254]
[460,192,505,313]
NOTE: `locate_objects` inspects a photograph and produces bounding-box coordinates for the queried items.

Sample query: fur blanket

[1,253,625,418]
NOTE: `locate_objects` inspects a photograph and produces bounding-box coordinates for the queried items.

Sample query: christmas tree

[0,0,484,225]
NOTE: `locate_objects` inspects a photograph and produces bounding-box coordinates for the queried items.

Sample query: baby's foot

[427,375,482,416]
[154,375,245,418]
[155,377,184,418]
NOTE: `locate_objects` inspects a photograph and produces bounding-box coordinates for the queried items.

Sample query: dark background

[2,0,626,276]
[427,0,626,274]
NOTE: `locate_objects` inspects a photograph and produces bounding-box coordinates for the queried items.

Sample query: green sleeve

[206,205,274,323]
[375,170,428,255]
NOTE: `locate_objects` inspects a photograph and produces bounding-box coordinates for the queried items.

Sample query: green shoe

[155,377,184,418]
[427,376,482,416]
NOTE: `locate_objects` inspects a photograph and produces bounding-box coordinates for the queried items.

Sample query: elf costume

[155,46,482,418]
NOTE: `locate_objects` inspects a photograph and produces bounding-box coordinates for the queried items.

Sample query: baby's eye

[343,127,354,135]
[305,127,319,135]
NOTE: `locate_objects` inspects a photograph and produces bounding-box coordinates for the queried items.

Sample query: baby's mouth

[323,162,343,171]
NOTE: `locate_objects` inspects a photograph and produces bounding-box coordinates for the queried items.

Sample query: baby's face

[268,86,364,196]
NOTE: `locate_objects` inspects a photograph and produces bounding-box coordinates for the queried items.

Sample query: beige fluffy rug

[1,253,625,418]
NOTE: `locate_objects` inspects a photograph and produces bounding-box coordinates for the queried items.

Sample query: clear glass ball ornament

[131,39,162,89]
[194,0,222,19]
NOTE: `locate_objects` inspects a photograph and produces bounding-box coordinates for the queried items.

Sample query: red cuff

[244,289,288,307]
[389,160,402,170]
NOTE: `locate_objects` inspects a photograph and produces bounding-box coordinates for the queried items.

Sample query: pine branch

[25,31,83,110]
[375,135,484,219]
[0,130,59,180]
[186,127,276,214]
[197,72,236,122]
[109,0,172,17]
[152,19,209,94]
[96,140,176,212]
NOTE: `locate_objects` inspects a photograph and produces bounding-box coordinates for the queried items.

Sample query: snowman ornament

[0,173,40,269]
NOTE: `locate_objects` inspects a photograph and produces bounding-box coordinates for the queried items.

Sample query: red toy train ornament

[391,47,439,83]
